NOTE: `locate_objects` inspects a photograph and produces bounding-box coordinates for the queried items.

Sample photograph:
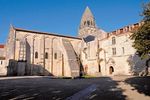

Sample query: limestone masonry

[0,7,147,77]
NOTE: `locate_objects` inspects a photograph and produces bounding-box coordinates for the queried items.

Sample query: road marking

[66,84,97,100]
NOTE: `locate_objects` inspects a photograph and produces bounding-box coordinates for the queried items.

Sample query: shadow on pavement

[125,76,150,96]
[0,77,126,100]
[88,77,126,100]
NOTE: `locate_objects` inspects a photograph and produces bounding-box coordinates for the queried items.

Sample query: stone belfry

[78,6,97,38]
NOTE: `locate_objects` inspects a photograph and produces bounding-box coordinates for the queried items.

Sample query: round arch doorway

[109,66,114,74]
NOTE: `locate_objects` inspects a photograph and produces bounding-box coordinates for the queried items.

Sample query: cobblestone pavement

[0,76,150,100]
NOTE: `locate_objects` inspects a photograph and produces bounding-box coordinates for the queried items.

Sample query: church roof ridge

[13,27,82,40]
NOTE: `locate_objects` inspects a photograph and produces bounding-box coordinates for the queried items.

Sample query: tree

[130,2,150,75]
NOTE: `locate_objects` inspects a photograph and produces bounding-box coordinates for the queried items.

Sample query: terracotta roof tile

[0,57,5,60]
[0,45,4,48]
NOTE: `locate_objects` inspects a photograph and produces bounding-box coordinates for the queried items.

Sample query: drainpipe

[51,37,57,74]
[31,36,35,75]
[97,39,100,72]
[104,50,107,75]
[43,36,46,75]
[51,39,53,74]
[32,37,35,65]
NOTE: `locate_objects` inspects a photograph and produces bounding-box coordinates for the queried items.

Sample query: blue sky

[0,0,149,43]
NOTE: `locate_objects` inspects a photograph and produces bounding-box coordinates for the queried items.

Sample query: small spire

[79,6,96,29]
[10,24,15,29]
[83,6,94,18]
[85,6,90,11]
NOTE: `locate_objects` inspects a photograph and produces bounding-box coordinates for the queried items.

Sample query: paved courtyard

[0,76,150,100]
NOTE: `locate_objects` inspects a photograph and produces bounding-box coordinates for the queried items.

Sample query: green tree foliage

[131,2,150,59]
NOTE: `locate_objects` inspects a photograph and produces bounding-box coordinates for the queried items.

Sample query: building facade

[0,7,147,77]
[0,45,6,76]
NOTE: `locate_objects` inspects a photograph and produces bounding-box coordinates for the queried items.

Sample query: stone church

[0,7,147,77]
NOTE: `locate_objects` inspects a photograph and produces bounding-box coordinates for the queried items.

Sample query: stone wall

[5,27,81,77]
[99,23,147,76]
[0,59,6,76]
[0,45,6,76]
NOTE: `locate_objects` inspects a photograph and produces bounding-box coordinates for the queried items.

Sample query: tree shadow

[0,77,126,100]
[86,77,126,100]
[125,76,150,96]
[127,53,148,75]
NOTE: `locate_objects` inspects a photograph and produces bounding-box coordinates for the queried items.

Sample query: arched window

[122,47,125,54]
[91,21,93,25]
[35,52,38,59]
[109,66,114,74]
[45,52,48,59]
[1,61,2,65]
[84,21,86,25]
[112,37,116,45]
[54,53,57,59]
[112,48,116,55]
[87,21,90,26]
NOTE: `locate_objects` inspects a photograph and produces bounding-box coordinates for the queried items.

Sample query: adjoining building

[0,7,147,77]
[0,44,6,76]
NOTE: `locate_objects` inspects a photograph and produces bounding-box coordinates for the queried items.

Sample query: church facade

[0,7,147,77]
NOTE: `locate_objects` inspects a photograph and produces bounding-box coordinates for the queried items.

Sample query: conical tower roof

[78,6,107,38]
[82,6,94,19]
[80,6,96,29]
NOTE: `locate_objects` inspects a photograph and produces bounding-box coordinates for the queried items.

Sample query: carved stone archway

[107,58,115,75]
[109,66,114,74]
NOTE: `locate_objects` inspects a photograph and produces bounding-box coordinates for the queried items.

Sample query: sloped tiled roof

[0,45,4,48]
[0,57,5,60]
[14,27,82,40]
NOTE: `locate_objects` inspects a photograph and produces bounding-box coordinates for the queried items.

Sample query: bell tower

[78,6,97,38]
